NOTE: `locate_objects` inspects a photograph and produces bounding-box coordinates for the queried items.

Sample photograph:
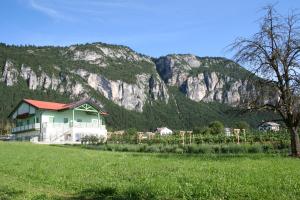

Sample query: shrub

[81,135,106,145]
[262,143,275,153]
[201,127,212,135]
[126,128,137,135]
[83,141,290,155]
[185,144,199,153]
[247,144,262,153]
[174,147,184,154]
[198,144,213,154]
[145,145,160,153]
[209,121,224,135]
[227,144,246,154]
[137,144,147,152]
[234,121,250,130]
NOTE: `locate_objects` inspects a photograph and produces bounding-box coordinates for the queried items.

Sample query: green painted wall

[13,103,106,127]
[41,109,105,125]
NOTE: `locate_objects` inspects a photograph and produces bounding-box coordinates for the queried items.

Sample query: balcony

[12,123,40,133]
[42,122,106,129]
[12,122,106,135]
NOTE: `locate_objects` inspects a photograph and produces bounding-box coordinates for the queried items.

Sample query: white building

[258,122,280,132]
[156,127,173,135]
[224,128,232,136]
[8,99,108,143]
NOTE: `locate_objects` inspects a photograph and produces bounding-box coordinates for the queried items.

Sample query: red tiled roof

[22,99,108,115]
[24,99,69,110]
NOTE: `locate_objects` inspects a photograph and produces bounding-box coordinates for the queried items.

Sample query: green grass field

[0,142,300,200]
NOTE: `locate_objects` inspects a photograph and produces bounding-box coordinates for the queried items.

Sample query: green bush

[145,145,160,153]
[126,128,137,135]
[234,121,250,130]
[197,145,214,154]
[220,144,246,154]
[247,144,262,153]
[174,147,184,154]
[83,142,289,155]
[81,135,106,145]
[209,121,224,135]
[185,144,199,153]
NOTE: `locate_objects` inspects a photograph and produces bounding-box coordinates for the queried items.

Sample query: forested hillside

[0,43,276,130]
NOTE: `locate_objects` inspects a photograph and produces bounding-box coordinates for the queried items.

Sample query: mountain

[0,42,275,130]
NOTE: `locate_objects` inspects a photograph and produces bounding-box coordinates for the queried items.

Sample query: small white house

[8,99,108,143]
[258,122,280,132]
[224,128,232,136]
[156,127,173,135]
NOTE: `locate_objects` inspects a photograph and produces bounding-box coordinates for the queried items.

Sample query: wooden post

[97,112,100,128]
[180,131,185,146]
[72,109,75,127]
[189,132,192,145]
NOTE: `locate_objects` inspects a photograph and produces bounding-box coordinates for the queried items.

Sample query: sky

[0,0,300,58]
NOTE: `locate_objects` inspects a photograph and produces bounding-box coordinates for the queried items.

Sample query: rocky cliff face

[0,43,256,112]
[73,68,168,111]
[0,43,169,112]
[1,60,88,97]
[69,43,152,67]
[155,54,254,106]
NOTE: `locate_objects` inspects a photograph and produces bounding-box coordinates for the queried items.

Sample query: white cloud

[27,0,154,22]
[28,0,74,21]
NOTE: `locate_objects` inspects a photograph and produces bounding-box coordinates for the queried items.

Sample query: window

[49,116,55,123]
[36,117,39,123]
[92,119,98,124]
[77,119,82,122]
[27,120,30,125]
[64,118,69,123]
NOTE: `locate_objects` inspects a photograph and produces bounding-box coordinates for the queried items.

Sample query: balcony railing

[12,122,106,134]
[12,123,40,133]
[73,122,105,129]
[42,122,105,129]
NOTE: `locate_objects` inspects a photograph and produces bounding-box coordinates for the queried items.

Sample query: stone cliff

[0,43,255,112]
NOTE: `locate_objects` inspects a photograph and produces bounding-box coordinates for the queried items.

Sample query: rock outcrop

[1,60,18,86]
[0,43,258,112]
[155,55,254,106]
[0,46,169,112]
[73,69,168,111]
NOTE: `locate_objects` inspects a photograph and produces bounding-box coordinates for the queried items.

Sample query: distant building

[156,127,173,135]
[258,122,280,132]
[224,128,232,136]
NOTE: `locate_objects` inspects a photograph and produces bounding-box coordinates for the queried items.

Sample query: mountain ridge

[0,42,274,130]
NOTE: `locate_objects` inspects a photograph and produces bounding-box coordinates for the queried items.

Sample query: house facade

[9,99,107,143]
[156,127,173,135]
[258,122,280,132]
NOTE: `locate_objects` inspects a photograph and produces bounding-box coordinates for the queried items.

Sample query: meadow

[0,142,300,200]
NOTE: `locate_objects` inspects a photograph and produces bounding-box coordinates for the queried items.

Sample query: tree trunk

[290,127,300,157]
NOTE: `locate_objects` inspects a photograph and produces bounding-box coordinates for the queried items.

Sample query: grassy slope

[0,142,299,200]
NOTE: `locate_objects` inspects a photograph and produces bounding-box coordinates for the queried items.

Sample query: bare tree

[230,5,300,157]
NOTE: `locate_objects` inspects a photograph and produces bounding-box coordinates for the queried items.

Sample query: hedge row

[108,131,290,145]
[82,142,290,154]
